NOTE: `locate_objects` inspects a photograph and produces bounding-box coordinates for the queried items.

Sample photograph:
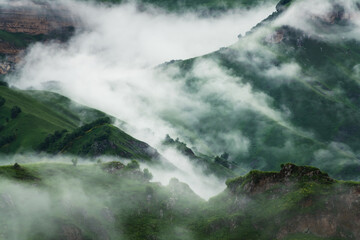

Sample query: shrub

[0,81,8,87]
[71,158,78,167]
[10,106,21,119]
[126,160,140,170]
[0,96,5,107]
[143,168,153,181]
[214,156,230,169]
[0,134,16,147]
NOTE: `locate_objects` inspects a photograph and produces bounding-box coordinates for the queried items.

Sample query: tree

[215,156,230,169]
[221,152,229,160]
[71,158,78,167]
[143,168,153,181]
[0,96,5,107]
[10,106,21,119]
[0,81,8,87]
[126,160,140,170]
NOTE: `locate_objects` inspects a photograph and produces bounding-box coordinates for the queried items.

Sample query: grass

[0,86,154,161]
[0,86,79,153]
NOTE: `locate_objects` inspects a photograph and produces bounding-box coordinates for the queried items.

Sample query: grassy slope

[43,123,160,161]
[0,86,160,162]
[26,90,107,126]
[0,86,78,153]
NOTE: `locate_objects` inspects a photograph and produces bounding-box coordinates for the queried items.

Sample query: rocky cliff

[0,0,77,74]
[211,163,360,239]
[0,1,75,35]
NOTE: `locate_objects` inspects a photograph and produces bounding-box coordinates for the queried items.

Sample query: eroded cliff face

[0,1,76,35]
[223,164,360,239]
[0,0,77,74]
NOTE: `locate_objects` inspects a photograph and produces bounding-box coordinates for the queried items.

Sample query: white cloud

[6,0,278,198]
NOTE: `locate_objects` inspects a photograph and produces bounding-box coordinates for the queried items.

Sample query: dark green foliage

[0,96,5,107]
[143,168,153,181]
[10,106,21,119]
[0,134,16,148]
[61,117,111,144]
[126,160,140,170]
[37,129,68,151]
[38,117,111,153]
[36,118,159,161]
[163,135,235,178]
[0,162,355,240]
[0,81,8,87]
[214,156,230,169]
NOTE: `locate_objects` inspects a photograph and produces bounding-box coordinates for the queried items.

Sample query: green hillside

[0,161,357,240]
[0,85,79,153]
[0,85,161,162]
[158,0,360,180]
[38,118,162,161]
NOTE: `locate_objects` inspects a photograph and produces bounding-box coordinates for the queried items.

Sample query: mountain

[0,0,359,239]
[0,0,277,75]
[0,161,358,240]
[157,0,360,180]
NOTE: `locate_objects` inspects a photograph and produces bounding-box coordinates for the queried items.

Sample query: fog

[7,0,360,199]
[5,0,277,198]
[0,153,224,200]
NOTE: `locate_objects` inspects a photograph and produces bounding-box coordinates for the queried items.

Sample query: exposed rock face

[0,0,77,74]
[277,185,360,239]
[0,1,76,35]
[227,163,334,195]
[265,30,284,44]
[225,164,360,239]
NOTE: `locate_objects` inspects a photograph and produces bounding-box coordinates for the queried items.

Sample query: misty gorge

[1,0,360,239]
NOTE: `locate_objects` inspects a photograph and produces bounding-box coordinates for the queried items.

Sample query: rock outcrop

[223,164,360,239]
[0,0,77,74]
[0,0,76,35]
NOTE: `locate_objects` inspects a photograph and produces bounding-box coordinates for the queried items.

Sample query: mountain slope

[194,163,360,240]
[158,0,360,180]
[0,161,358,240]
[0,84,161,162]
[0,85,79,153]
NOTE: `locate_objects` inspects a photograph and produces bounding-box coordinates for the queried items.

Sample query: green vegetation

[10,105,21,119]
[163,134,235,178]
[0,162,356,239]
[159,1,360,181]
[0,86,160,163]
[0,86,78,153]
[38,118,160,161]
[0,96,5,107]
